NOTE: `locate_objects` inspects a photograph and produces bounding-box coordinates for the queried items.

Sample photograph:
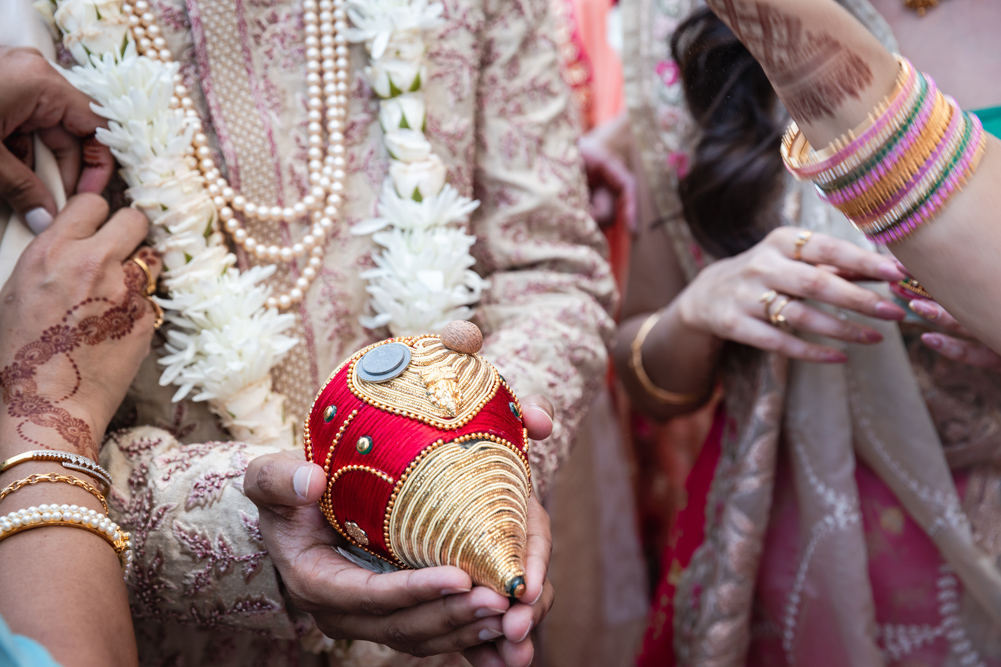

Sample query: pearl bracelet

[0,504,133,580]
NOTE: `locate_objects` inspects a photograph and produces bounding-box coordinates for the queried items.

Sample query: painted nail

[893,259,914,278]
[860,330,883,343]
[878,263,906,281]
[824,350,848,363]
[293,465,314,499]
[478,628,503,642]
[475,607,507,618]
[441,587,472,596]
[909,300,936,318]
[24,208,53,235]
[922,333,943,350]
[874,302,906,320]
[514,620,534,643]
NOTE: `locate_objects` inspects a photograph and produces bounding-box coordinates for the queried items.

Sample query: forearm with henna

[706,0,1001,354]
[706,0,898,146]
[1,256,152,460]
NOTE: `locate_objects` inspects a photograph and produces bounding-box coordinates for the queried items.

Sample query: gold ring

[793,230,813,262]
[130,256,157,297]
[759,290,779,319]
[769,296,794,327]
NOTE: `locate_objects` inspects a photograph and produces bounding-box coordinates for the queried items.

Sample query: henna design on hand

[707,0,873,121]
[0,263,150,460]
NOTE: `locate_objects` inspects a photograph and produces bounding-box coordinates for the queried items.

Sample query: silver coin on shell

[357,343,412,383]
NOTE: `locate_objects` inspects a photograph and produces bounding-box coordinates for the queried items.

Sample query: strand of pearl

[121,0,350,310]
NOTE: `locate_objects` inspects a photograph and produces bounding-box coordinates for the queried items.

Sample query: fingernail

[894,259,914,278]
[515,621,534,643]
[475,607,506,618]
[878,263,906,281]
[909,300,936,318]
[528,587,543,605]
[293,465,314,499]
[527,406,554,429]
[441,587,471,596]
[874,302,906,320]
[922,333,943,350]
[860,330,883,343]
[478,628,503,641]
[824,351,848,363]
[24,208,53,235]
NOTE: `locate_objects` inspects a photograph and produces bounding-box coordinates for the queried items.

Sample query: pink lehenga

[624,0,1001,664]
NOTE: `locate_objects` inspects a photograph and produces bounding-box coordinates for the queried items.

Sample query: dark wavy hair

[670,9,786,258]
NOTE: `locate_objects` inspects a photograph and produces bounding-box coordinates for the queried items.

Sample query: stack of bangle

[0,450,131,580]
[781,56,988,244]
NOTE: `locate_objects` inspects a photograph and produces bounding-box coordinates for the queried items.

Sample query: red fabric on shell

[304,344,529,563]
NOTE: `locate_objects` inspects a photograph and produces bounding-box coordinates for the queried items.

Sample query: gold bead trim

[323,409,359,475]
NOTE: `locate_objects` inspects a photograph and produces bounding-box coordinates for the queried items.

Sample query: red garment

[636,406,725,667]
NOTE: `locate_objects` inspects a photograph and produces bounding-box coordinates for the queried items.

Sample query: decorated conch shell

[304,321,532,598]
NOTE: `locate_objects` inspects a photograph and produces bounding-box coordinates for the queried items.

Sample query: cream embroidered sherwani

[0,0,617,664]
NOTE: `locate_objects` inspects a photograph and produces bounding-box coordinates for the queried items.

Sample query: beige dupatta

[623,0,1001,663]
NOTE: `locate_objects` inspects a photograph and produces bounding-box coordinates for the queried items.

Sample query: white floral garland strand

[346,0,486,336]
[52,0,296,447]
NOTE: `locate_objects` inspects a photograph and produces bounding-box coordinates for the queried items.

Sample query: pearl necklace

[121,0,350,311]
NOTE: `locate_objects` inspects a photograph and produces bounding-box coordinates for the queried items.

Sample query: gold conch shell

[421,365,463,417]
[389,438,529,598]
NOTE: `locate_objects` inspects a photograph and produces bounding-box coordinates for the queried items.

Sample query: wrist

[0,403,105,463]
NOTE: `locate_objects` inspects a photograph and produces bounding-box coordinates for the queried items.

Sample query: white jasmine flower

[390,154,446,200]
[384,129,432,162]
[346,0,443,58]
[63,18,130,64]
[54,0,108,34]
[378,94,426,131]
[367,57,425,98]
[352,181,478,235]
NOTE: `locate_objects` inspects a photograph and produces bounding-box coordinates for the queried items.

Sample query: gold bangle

[0,473,108,514]
[629,311,704,405]
[0,450,111,495]
[0,504,132,579]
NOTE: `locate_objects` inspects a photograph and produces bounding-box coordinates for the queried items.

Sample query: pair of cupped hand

[0,46,552,666]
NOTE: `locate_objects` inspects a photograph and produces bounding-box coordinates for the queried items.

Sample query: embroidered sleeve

[99,425,318,640]
[469,0,617,498]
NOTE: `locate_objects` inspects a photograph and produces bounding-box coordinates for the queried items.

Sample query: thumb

[244,451,327,508]
[0,141,57,233]
[520,394,554,441]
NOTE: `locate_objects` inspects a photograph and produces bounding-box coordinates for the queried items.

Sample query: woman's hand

[243,395,556,667]
[910,299,1001,372]
[0,194,157,461]
[676,227,908,362]
[579,115,636,229]
[0,46,114,232]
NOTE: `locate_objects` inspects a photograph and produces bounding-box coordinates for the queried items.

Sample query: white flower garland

[53,0,296,447]
[346,0,486,336]
[47,0,480,445]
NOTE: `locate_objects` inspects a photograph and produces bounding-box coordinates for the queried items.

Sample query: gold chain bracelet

[0,473,108,514]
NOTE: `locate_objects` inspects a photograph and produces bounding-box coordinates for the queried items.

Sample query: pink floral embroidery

[173,520,268,596]
[668,151,690,178]
[656,59,680,86]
